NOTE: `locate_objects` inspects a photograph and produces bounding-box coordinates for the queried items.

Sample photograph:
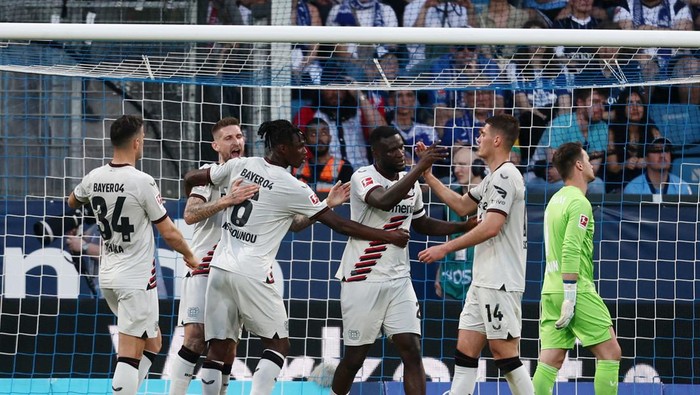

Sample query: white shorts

[459,285,522,340]
[340,277,421,347]
[103,287,159,338]
[178,274,208,325]
[204,266,288,342]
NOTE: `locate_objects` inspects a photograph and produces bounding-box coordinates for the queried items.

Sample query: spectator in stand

[613,0,693,80]
[525,157,566,196]
[292,0,323,85]
[532,88,608,193]
[293,69,387,168]
[508,19,569,165]
[442,87,505,148]
[523,0,569,23]
[294,118,354,192]
[472,0,538,63]
[624,138,693,196]
[552,0,601,77]
[434,147,484,300]
[403,0,475,73]
[386,90,437,166]
[325,0,398,68]
[604,87,662,193]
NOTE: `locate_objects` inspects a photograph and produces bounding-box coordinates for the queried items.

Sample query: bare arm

[412,214,475,236]
[418,211,506,263]
[423,172,478,217]
[184,178,259,225]
[366,144,448,211]
[184,168,211,197]
[155,216,199,269]
[289,181,351,232]
[316,209,410,248]
[67,192,84,209]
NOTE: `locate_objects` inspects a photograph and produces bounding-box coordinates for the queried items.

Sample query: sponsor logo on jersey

[494,185,507,198]
[579,214,589,229]
[361,177,374,188]
[93,183,125,193]
[309,194,320,205]
[240,168,274,190]
[391,204,414,214]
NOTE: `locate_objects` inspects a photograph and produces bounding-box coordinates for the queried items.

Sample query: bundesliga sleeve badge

[578,214,589,229]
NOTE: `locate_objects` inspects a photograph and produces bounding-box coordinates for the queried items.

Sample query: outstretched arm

[316,209,410,248]
[418,211,505,263]
[289,181,351,232]
[412,214,476,236]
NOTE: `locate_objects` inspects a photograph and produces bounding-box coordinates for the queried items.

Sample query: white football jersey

[336,165,426,282]
[467,161,526,292]
[208,157,328,282]
[188,163,226,275]
[73,163,167,289]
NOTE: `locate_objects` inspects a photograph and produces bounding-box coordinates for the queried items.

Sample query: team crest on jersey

[361,177,374,188]
[579,214,589,229]
[188,307,200,318]
[348,330,360,340]
[309,194,320,205]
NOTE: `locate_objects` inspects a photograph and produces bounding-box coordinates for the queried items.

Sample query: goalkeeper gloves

[555,280,577,330]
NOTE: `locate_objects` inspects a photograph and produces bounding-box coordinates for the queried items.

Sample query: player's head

[553,141,595,183]
[476,114,519,159]
[304,118,331,159]
[369,126,406,173]
[574,88,605,123]
[110,115,144,160]
[211,117,245,162]
[257,119,307,168]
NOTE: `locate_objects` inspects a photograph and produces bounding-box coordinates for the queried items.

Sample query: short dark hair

[369,126,400,148]
[257,119,302,151]
[553,142,584,181]
[212,117,240,138]
[110,115,143,148]
[485,114,519,149]
[573,88,606,106]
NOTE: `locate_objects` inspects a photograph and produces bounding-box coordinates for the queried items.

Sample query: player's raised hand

[385,228,410,248]
[224,178,260,206]
[418,244,448,263]
[414,142,448,172]
[327,181,350,208]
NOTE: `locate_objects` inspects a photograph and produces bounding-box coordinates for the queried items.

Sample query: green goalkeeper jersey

[542,185,596,294]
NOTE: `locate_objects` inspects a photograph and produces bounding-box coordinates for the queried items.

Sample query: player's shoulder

[351,165,374,180]
[493,162,523,182]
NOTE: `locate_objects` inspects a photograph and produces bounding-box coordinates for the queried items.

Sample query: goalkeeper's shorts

[539,292,613,350]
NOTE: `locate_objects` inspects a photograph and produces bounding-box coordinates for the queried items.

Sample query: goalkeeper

[533,142,621,395]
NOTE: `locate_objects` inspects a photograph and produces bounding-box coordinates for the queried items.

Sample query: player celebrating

[417,114,534,395]
[168,117,258,395]
[533,142,621,395]
[68,115,199,395]
[330,126,472,395]
[184,119,409,395]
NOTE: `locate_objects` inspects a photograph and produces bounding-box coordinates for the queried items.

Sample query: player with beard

[184,119,409,395]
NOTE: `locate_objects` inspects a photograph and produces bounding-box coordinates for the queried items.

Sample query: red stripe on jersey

[202,256,212,263]
[345,275,367,282]
[389,215,407,222]
[354,260,377,268]
[192,262,210,276]
[369,240,388,247]
[146,260,157,290]
[359,253,382,261]
[364,246,387,254]
[383,221,403,230]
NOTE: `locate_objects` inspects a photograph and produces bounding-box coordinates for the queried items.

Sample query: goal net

[1,7,700,395]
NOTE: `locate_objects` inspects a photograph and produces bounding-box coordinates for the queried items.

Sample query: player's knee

[264,337,290,357]
[494,356,522,375]
[145,334,162,354]
[182,335,207,355]
[455,350,479,368]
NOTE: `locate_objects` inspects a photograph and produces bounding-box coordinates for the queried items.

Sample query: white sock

[220,364,232,395]
[112,359,139,395]
[168,354,196,395]
[199,361,224,395]
[504,365,535,395]
[250,349,285,395]
[137,351,156,389]
[450,366,478,395]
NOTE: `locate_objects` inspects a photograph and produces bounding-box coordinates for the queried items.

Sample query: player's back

[208,157,327,281]
[471,162,527,292]
[74,163,167,289]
